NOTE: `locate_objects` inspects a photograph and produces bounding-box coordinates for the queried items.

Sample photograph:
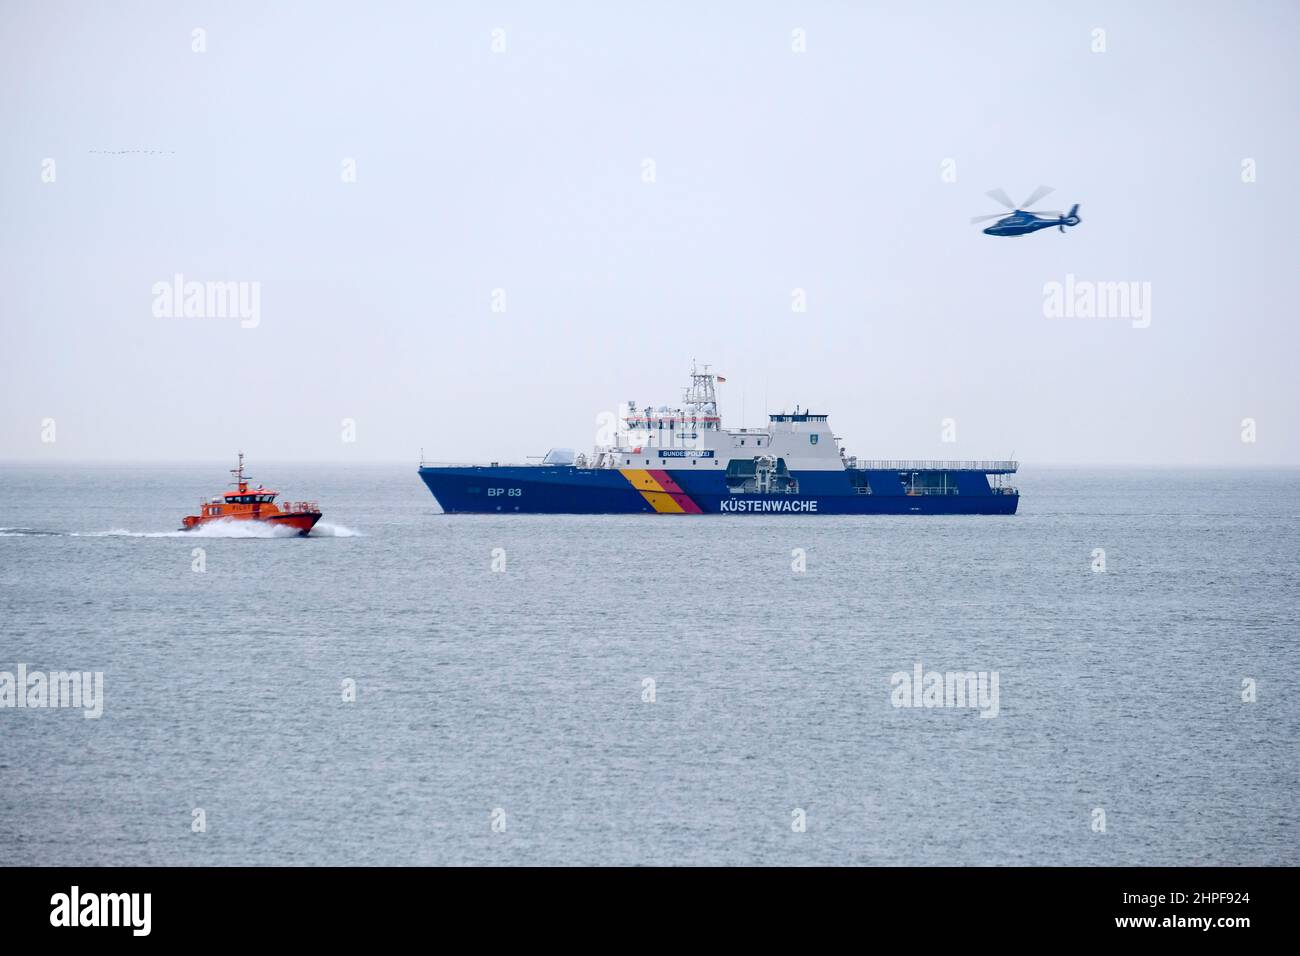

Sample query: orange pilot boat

[180,453,322,535]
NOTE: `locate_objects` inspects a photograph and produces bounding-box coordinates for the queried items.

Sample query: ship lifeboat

[180,453,322,535]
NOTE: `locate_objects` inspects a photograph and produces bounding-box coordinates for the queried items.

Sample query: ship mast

[683,361,719,430]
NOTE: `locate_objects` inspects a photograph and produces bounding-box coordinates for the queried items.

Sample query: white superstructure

[584,364,846,473]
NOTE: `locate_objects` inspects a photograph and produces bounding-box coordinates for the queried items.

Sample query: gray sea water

[1,463,1296,866]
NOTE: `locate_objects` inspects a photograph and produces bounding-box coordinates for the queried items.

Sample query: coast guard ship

[418,366,1018,515]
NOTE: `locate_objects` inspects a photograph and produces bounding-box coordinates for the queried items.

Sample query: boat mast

[230,451,249,492]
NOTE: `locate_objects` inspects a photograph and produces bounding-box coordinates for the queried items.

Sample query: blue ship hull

[418,465,1019,515]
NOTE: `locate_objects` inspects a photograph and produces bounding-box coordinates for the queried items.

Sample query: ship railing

[850,459,1018,473]
[896,486,1019,496]
[281,501,319,513]
[418,459,560,468]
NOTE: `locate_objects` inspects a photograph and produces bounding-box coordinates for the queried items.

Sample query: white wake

[80,519,301,538]
[307,521,362,537]
[1,518,361,538]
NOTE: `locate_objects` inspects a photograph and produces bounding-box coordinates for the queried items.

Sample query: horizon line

[2,458,1299,470]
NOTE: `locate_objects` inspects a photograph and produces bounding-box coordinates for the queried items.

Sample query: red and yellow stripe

[620,469,704,514]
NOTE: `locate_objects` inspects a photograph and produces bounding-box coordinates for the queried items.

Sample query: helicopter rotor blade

[970,212,1009,224]
[985,188,1018,210]
[1024,210,1063,218]
[1018,185,1055,209]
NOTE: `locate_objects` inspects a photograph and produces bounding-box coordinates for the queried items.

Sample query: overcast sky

[2,1,1297,465]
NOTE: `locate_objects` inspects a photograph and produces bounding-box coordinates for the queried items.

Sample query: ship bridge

[768,412,828,423]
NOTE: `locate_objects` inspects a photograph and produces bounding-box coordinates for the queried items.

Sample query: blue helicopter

[971,186,1080,237]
